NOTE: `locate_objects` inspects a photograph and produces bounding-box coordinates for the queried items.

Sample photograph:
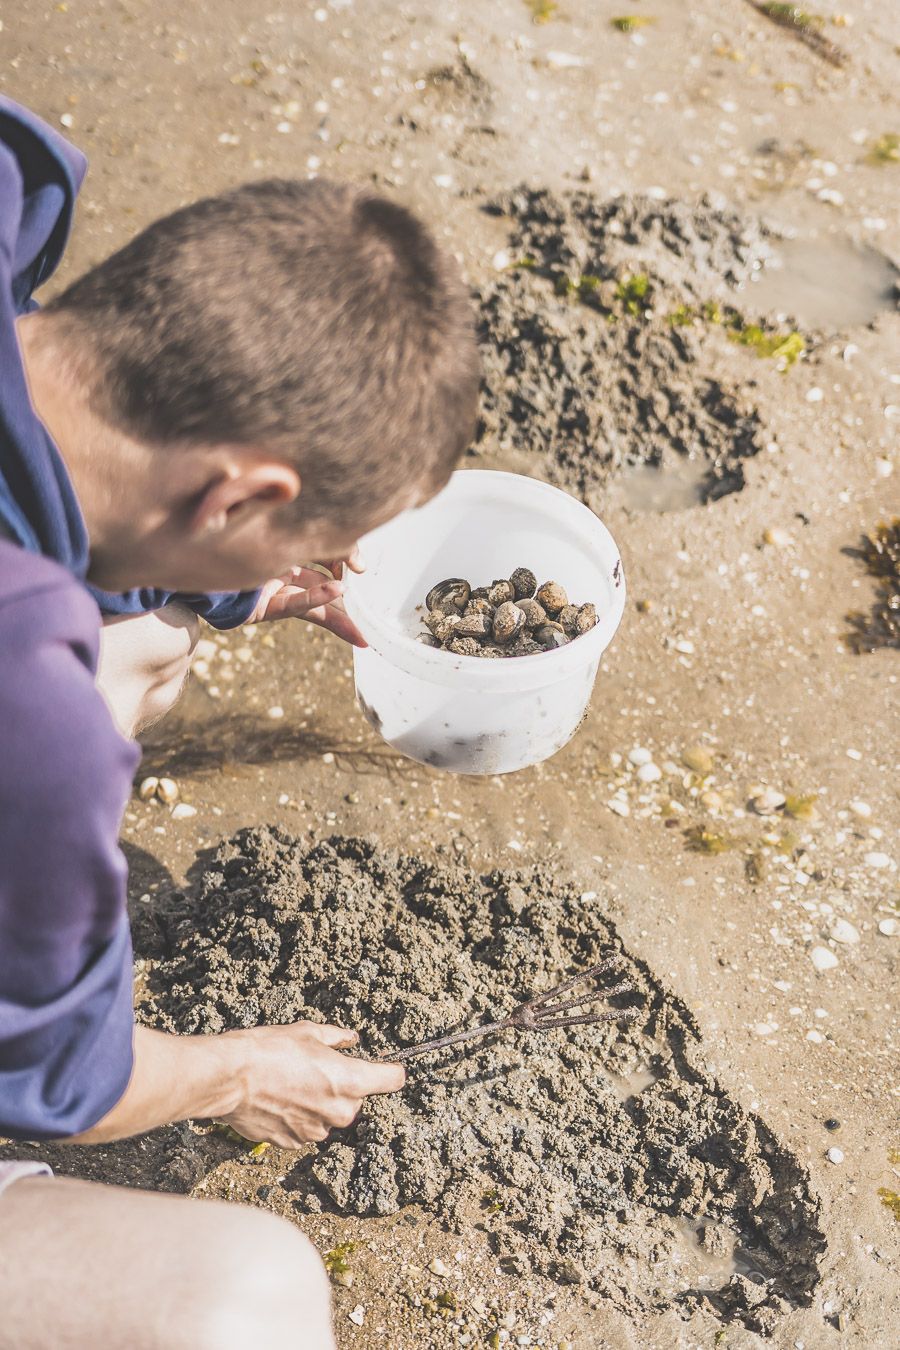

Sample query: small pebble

[763,527,793,548]
[810,946,839,972]
[348,1305,365,1326]
[428,1258,451,1277]
[824,1118,840,1131]
[157,777,179,805]
[864,852,891,869]
[754,1022,778,1036]
[267,705,285,720]
[752,788,786,815]
[674,639,694,654]
[826,1147,844,1165]
[829,919,860,945]
[171,803,197,820]
[878,918,898,937]
[848,800,872,819]
[607,798,630,818]
[322,752,335,765]
[628,747,653,766]
[637,762,662,784]
[682,745,714,775]
[806,1029,825,1043]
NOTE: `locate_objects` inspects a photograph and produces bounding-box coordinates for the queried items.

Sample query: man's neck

[16,313,163,589]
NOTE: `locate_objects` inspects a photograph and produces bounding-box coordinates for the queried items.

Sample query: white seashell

[156,777,179,805]
[810,946,838,972]
[138,776,159,801]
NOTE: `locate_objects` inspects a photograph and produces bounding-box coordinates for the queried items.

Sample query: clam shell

[426,578,471,614]
[510,567,537,600]
[574,602,598,635]
[488,579,515,606]
[536,581,568,616]
[534,622,569,650]
[456,613,492,639]
[515,598,547,629]
[492,600,526,644]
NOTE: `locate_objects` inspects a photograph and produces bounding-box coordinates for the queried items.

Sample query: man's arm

[70,1022,404,1147]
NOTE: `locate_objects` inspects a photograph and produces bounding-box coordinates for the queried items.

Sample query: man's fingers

[349,1059,407,1097]
[301,603,367,649]
[308,1023,359,1050]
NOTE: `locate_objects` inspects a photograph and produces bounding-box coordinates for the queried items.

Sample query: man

[0,97,480,1348]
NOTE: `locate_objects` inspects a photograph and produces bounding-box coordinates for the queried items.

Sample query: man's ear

[189,459,301,537]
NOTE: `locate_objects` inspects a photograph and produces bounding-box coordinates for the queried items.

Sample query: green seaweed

[323,1241,356,1280]
[616,273,650,314]
[668,303,696,326]
[784,792,818,821]
[728,323,805,368]
[878,1189,900,1223]
[524,0,558,22]
[685,825,740,855]
[868,133,900,165]
[611,15,656,32]
[759,3,824,30]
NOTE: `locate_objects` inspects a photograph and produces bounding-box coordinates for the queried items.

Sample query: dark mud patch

[141,827,826,1334]
[474,189,792,504]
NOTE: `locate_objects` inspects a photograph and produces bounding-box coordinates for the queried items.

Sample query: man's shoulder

[0,536,100,662]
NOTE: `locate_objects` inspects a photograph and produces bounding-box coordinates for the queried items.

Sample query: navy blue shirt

[0,95,259,628]
[0,99,255,1140]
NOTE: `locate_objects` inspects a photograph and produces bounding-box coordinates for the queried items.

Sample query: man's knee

[186,1207,334,1350]
[98,603,202,736]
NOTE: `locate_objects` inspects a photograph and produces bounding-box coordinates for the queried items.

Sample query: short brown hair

[47,179,480,529]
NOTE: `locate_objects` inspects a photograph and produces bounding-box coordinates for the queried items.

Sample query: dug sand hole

[142,827,826,1334]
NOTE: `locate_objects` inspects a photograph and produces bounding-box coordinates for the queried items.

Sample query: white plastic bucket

[343,470,626,775]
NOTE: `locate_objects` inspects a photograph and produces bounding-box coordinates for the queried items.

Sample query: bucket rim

[343,469,626,693]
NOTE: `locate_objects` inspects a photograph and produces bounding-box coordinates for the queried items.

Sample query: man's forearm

[66,1026,245,1144]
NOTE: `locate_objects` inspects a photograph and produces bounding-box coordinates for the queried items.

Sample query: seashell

[425,577,470,614]
[534,622,569,650]
[488,579,515,606]
[515,598,547,629]
[456,612,492,639]
[445,635,481,657]
[509,567,537,600]
[492,600,526,644]
[507,635,545,657]
[574,602,598,635]
[558,604,580,635]
[417,632,441,647]
[465,597,495,617]
[157,777,180,805]
[138,776,159,801]
[426,611,462,642]
[536,581,568,616]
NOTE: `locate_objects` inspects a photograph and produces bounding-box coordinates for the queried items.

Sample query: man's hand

[67,1022,404,1147]
[220,1021,404,1146]
[249,552,366,647]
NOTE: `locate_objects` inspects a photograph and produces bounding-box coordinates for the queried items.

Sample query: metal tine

[524,955,625,1012]
[533,979,633,1021]
[537,1007,641,1030]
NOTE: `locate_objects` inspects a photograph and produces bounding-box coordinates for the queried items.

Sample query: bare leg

[0,1175,335,1350]
[97,603,201,738]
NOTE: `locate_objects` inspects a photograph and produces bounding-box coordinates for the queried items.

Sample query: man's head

[25,178,479,591]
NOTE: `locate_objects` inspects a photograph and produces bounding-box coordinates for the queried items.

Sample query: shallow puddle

[743,236,898,330]
[674,1216,769,1292]
[618,461,710,514]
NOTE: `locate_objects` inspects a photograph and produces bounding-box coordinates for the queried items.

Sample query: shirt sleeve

[89,584,262,630]
[0,580,139,1140]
